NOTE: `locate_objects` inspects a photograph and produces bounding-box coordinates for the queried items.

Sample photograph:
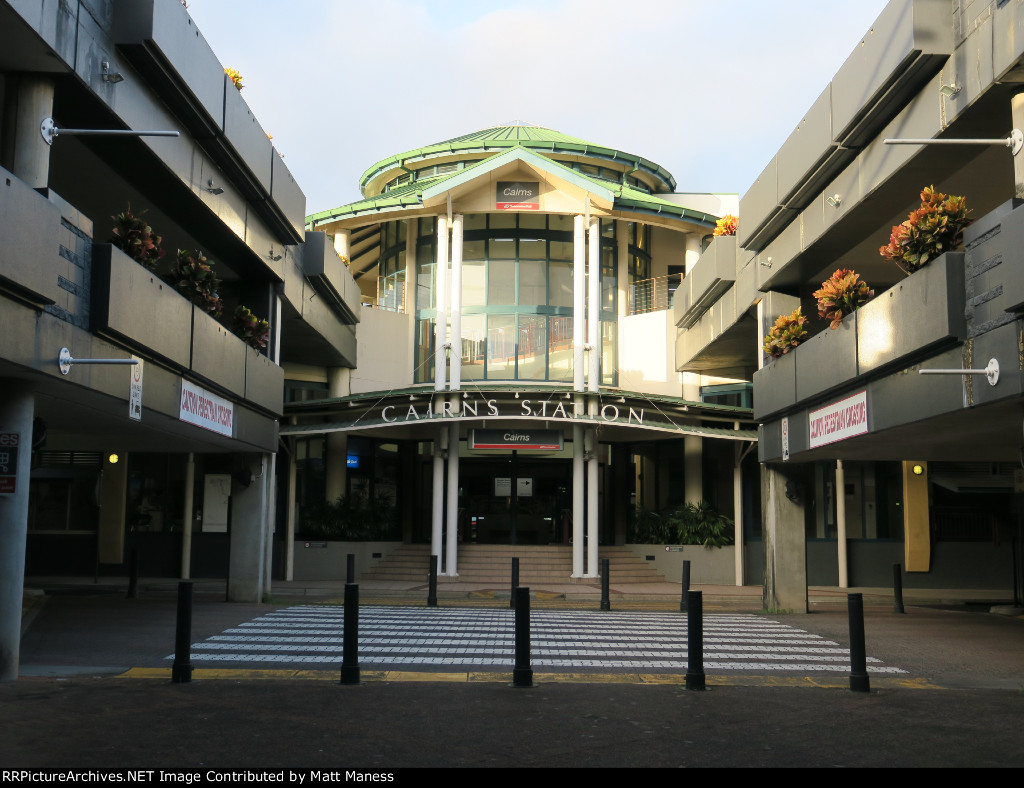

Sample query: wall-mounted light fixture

[759,257,773,268]
[100,61,124,84]
[267,247,282,262]
[205,179,224,195]
[912,464,925,476]
[825,194,842,208]
[938,83,961,98]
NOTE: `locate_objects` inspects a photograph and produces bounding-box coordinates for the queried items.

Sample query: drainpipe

[572,214,586,578]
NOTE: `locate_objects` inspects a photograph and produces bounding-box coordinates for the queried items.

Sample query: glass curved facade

[410,214,617,384]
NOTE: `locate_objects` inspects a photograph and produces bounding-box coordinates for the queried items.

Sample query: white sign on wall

[808,391,868,449]
[180,379,234,437]
[129,356,143,422]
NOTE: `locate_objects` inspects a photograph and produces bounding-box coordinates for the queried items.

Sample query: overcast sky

[184,0,890,216]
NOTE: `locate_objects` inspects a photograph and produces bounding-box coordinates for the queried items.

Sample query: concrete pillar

[1012,91,1024,200]
[0,382,34,682]
[285,441,297,581]
[333,228,350,261]
[836,460,848,588]
[325,368,349,502]
[445,418,459,576]
[585,428,599,578]
[97,452,127,565]
[181,453,195,580]
[431,428,445,573]
[10,76,53,189]
[572,424,584,578]
[683,373,702,504]
[733,442,744,587]
[616,221,628,321]
[228,454,271,602]
[404,220,417,373]
[761,464,809,613]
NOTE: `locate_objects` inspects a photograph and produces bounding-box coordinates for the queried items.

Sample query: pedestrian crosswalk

[173,605,907,674]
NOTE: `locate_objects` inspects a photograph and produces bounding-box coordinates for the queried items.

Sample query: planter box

[292,541,401,581]
[245,348,284,415]
[752,348,797,421]
[625,544,738,585]
[856,252,965,374]
[303,232,361,324]
[794,313,858,402]
[0,166,62,305]
[190,305,246,397]
[91,244,192,367]
[222,76,273,194]
[675,235,737,329]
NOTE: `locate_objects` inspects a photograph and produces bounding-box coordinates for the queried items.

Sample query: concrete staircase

[361,544,666,586]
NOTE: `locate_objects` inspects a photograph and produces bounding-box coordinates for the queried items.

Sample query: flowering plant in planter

[713,214,738,237]
[232,305,271,350]
[109,206,164,270]
[168,249,222,316]
[763,307,808,358]
[879,185,970,273]
[225,67,244,91]
[813,269,874,329]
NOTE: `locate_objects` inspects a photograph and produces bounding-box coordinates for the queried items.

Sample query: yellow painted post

[902,461,931,572]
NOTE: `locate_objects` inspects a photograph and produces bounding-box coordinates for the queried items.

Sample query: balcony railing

[629,274,681,315]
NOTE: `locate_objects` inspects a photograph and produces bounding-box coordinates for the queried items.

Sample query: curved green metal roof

[307,146,716,230]
[357,124,678,195]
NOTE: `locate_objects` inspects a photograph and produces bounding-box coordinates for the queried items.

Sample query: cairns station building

[3,0,1024,679]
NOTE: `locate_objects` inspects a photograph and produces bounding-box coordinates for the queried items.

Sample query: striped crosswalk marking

[174,606,906,674]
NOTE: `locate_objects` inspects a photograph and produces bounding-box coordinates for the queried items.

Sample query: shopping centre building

[4,0,1024,681]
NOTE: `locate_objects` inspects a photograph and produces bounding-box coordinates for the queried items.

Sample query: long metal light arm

[41,118,180,146]
[884,129,1022,155]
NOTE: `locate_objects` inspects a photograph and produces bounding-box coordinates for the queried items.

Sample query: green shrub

[300,493,399,541]
[627,501,734,548]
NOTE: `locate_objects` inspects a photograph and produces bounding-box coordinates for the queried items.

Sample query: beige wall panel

[349,308,413,393]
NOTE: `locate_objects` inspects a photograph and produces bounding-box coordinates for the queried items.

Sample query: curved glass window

[414,213,617,384]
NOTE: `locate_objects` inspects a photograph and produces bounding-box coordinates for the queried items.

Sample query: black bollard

[680,559,691,612]
[685,590,705,691]
[127,547,139,599]
[427,554,438,608]
[847,592,870,693]
[512,587,533,688]
[510,557,519,609]
[347,553,356,585]
[892,563,905,614]
[171,581,193,684]
[600,557,610,611]
[340,583,361,685]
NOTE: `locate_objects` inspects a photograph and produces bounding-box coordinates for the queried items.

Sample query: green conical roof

[358,123,677,195]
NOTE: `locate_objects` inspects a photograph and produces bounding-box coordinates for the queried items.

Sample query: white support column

[431,427,446,574]
[586,429,599,578]
[404,220,417,373]
[0,382,34,682]
[434,217,449,392]
[733,438,744,587]
[262,454,277,599]
[181,453,195,580]
[684,232,702,275]
[572,215,586,578]
[449,214,463,391]
[572,424,585,579]
[836,460,849,588]
[333,228,351,261]
[445,417,460,577]
[285,440,297,581]
[587,216,601,394]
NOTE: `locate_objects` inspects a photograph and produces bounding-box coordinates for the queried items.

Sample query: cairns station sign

[282,388,759,443]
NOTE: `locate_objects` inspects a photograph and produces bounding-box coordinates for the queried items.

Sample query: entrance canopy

[282,385,757,444]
